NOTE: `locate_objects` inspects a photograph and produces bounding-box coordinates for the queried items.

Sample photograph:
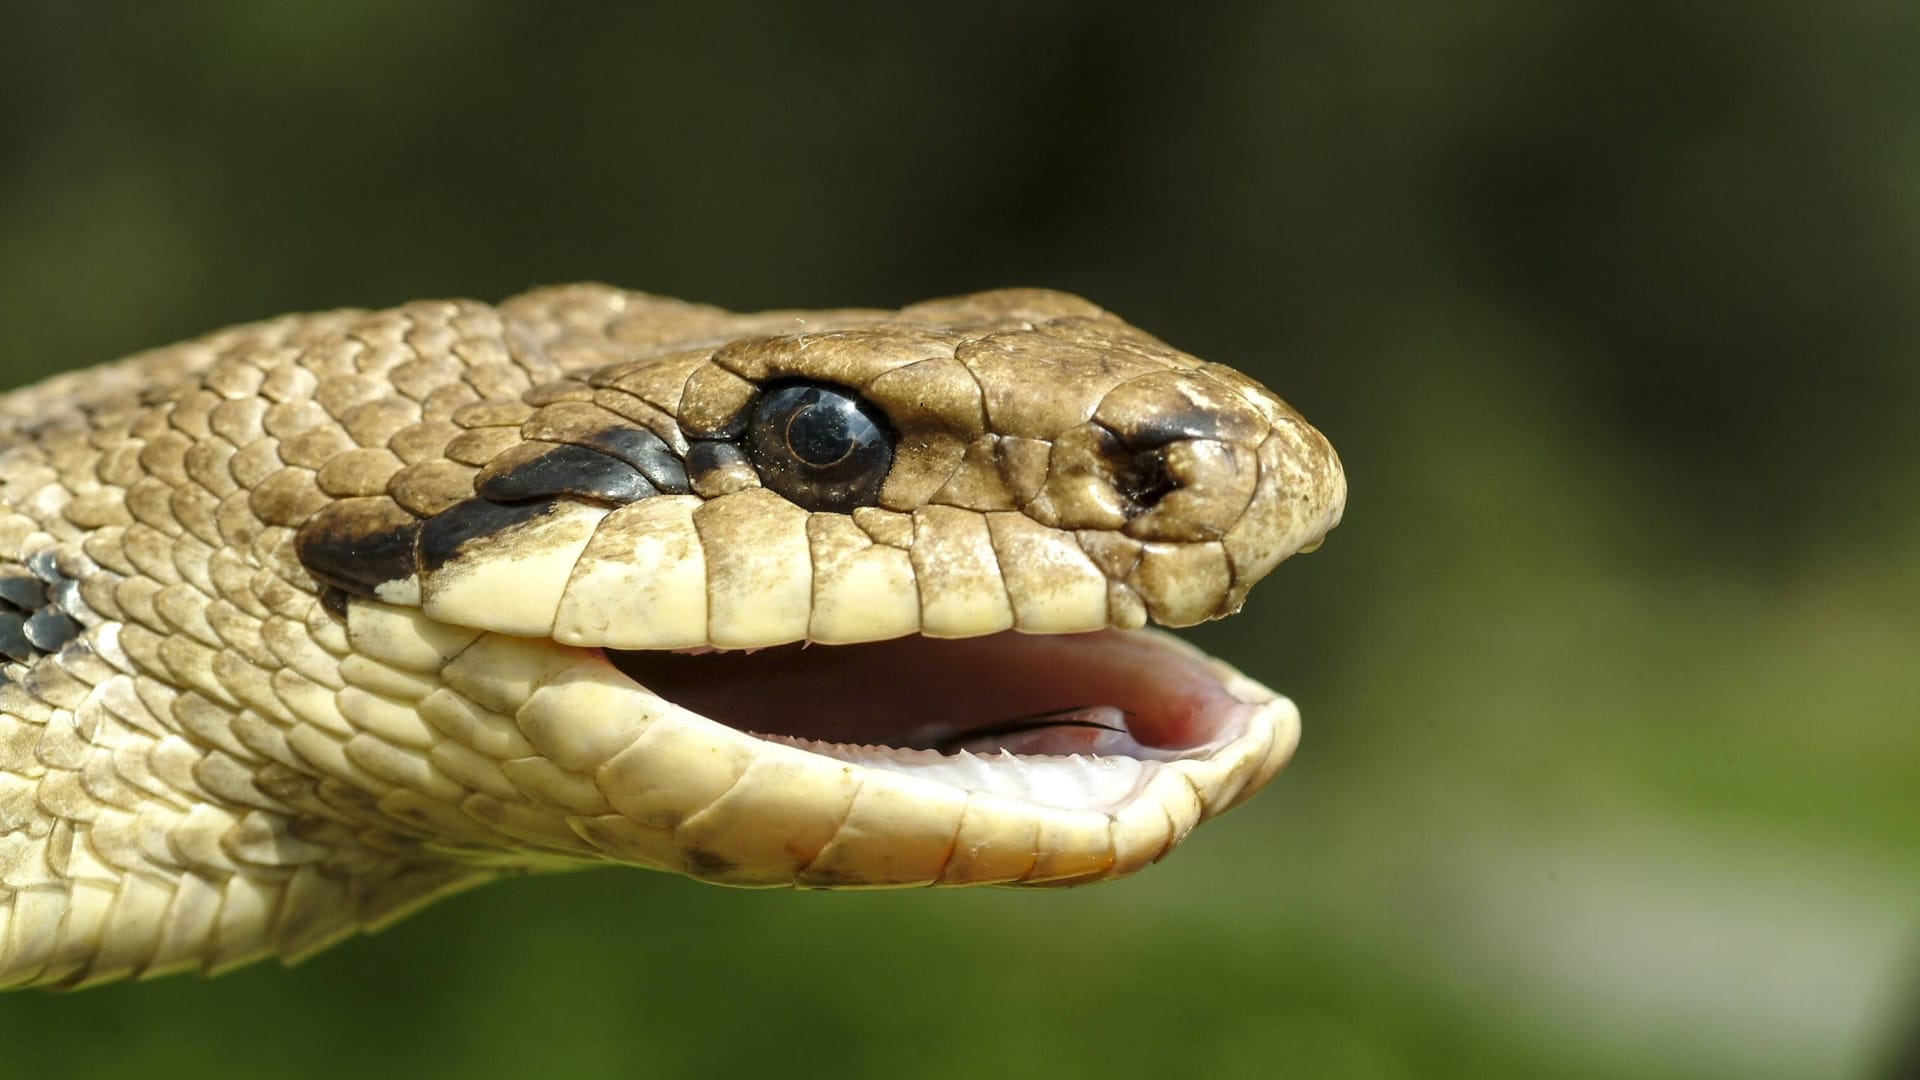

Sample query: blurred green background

[3,3,1916,1077]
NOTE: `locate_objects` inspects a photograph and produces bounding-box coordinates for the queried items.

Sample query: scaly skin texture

[0,286,1344,989]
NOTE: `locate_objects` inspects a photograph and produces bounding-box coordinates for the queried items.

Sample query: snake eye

[745,382,893,512]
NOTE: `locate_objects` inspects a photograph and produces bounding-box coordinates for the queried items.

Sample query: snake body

[0,286,1344,989]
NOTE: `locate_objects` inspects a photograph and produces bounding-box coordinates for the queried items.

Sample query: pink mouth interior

[605,629,1249,757]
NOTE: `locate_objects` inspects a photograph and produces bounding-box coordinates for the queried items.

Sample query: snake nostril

[1112,445,1178,517]
[1086,422,1184,518]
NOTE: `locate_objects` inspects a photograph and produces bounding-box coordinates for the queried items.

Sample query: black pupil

[784,401,856,466]
[743,382,894,513]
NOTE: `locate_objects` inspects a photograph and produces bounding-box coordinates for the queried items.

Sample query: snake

[0,285,1344,989]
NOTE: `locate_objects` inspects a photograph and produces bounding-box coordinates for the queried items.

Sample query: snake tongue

[923,706,1189,760]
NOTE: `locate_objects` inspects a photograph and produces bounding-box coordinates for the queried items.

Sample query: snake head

[294,286,1343,888]
[0,284,1346,989]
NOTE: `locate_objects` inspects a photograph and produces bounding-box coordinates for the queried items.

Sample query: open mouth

[603,629,1283,816]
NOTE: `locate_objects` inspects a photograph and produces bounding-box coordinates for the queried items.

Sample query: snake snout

[990,362,1344,630]
[1068,366,1346,626]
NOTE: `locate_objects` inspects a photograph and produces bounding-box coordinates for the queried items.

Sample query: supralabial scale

[0,286,1344,989]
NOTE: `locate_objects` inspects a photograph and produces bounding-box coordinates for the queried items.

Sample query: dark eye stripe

[746,382,893,513]
[475,443,657,505]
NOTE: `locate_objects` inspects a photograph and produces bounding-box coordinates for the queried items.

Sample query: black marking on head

[297,499,423,600]
[320,587,350,619]
[0,568,47,612]
[577,427,690,494]
[476,444,658,505]
[23,608,79,653]
[686,440,749,481]
[417,498,559,574]
[0,610,32,663]
[0,552,91,664]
